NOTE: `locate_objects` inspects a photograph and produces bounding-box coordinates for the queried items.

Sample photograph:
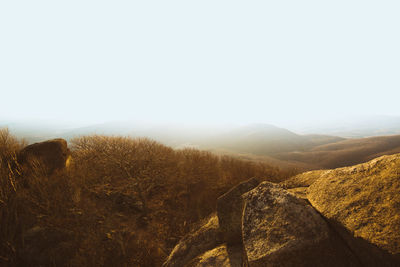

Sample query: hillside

[2,127,400,266]
[200,124,345,155]
[0,121,345,153]
[273,134,400,169]
[204,125,400,171]
[4,121,400,172]
[0,129,290,266]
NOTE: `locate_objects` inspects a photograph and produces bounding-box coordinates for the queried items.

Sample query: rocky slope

[164,154,400,266]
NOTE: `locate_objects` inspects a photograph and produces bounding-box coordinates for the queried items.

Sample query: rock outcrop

[18,138,71,174]
[242,182,358,267]
[165,153,400,266]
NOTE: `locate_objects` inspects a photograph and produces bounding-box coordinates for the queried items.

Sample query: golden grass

[305,154,400,254]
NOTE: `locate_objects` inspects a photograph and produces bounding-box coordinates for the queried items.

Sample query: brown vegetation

[0,130,291,266]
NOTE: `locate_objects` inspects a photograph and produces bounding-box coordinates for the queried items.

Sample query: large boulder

[241,182,358,267]
[164,155,400,266]
[307,154,400,262]
[18,138,70,175]
[217,177,259,244]
[163,214,221,267]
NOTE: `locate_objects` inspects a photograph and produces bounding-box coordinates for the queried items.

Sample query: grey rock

[241,182,359,267]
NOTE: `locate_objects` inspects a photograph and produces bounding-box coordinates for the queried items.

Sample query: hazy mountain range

[2,115,400,142]
[289,115,400,138]
[2,115,400,171]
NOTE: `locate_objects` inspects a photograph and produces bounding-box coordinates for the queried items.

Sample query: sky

[1,1,399,126]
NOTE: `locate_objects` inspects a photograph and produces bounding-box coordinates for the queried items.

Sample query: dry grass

[306,154,400,254]
[0,130,292,266]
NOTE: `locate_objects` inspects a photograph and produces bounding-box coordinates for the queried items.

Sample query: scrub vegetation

[0,129,292,266]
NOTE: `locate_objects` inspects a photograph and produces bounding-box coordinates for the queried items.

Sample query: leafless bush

[0,133,291,266]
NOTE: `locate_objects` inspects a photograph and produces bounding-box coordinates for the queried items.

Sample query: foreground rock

[217,177,259,244]
[163,215,221,267]
[165,180,359,266]
[187,244,242,267]
[18,139,71,174]
[165,154,400,266]
[307,154,400,260]
[242,182,358,267]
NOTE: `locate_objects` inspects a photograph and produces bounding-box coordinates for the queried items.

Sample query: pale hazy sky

[1,1,399,126]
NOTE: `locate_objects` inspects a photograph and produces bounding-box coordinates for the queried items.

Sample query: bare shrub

[0,133,292,266]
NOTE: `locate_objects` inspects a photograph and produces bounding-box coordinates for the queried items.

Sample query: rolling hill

[273,134,400,169]
[199,124,345,155]
[3,121,400,172]
[199,124,400,171]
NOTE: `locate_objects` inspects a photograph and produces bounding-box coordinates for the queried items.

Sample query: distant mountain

[292,115,400,138]
[201,124,344,155]
[199,124,400,171]
[0,121,223,146]
[3,120,400,172]
[60,121,227,147]
[273,134,400,169]
[0,120,77,143]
